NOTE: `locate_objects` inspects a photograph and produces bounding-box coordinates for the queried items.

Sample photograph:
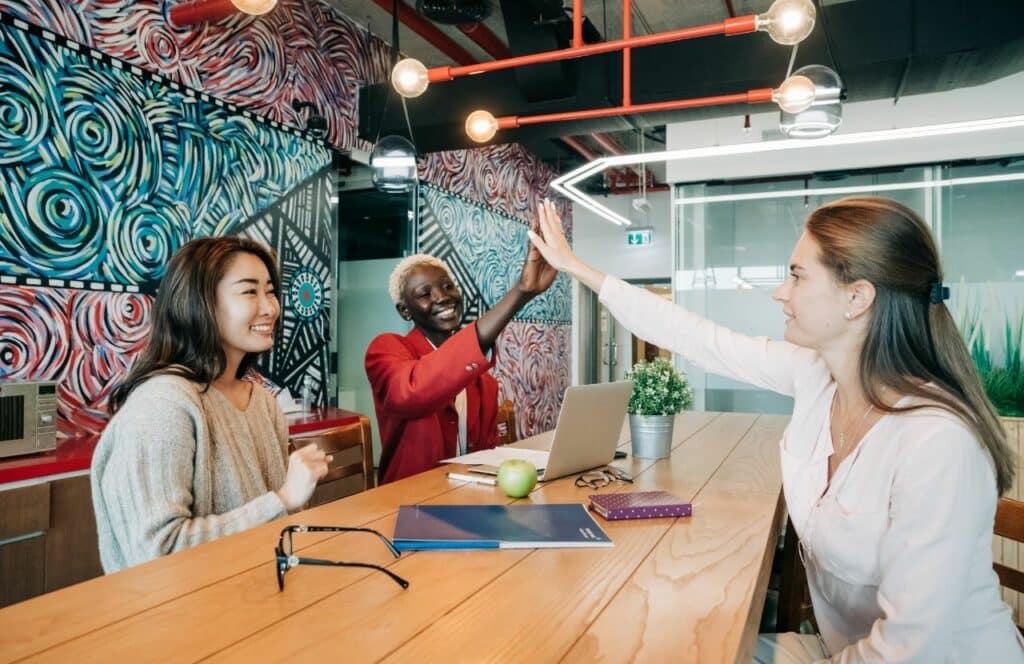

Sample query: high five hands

[527,198,607,293]
[515,202,560,297]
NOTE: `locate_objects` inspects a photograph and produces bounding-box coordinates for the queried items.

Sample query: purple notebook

[588,491,692,521]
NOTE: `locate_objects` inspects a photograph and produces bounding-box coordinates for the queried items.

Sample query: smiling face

[214,251,280,366]
[772,231,852,351]
[397,264,464,343]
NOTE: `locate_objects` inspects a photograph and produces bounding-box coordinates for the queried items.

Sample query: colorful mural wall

[0,10,331,433]
[0,0,572,440]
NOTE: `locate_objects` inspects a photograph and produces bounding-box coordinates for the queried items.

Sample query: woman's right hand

[528,199,608,293]
[277,443,331,512]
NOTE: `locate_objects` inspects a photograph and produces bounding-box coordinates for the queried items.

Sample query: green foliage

[625,358,693,416]
[958,292,1024,417]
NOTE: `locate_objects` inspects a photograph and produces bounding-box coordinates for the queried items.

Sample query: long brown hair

[806,196,1014,494]
[108,236,281,415]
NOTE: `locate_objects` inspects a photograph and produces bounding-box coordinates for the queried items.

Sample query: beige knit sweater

[91,374,289,573]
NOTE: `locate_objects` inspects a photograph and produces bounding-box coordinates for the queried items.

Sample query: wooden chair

[776,515,816,633]
[289,417,374,502]
[496,399,517,446]
[994,497,1024,636]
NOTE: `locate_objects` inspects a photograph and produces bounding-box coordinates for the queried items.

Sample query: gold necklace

[831,395,875,456]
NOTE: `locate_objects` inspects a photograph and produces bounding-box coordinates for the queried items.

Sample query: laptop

[471,381,632,482]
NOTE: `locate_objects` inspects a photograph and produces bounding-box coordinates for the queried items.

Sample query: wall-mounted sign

[626,227,653,246]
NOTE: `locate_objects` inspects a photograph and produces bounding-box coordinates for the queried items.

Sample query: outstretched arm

[475,214,558,350]
[528,199,817,396]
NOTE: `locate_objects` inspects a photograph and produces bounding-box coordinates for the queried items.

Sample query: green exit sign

[626,228,653,246]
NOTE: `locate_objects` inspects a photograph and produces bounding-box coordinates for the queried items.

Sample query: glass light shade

[391,58,430,98]
[370,135,418,194]
[757,0,816,45]
[779,65,843,138]
[773,75,816,114]
[230,0,277,15]
[465,110,499,143]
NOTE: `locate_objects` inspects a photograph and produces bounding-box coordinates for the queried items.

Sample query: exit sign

[626,228,653,246]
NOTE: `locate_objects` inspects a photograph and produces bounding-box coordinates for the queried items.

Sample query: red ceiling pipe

[622,0,631,107]
[497,88,774,128]
[560,135,600,162]
[169,0,238,26]
[572,0,583,48]
[590,132,627,155]
[429,14,757,83]
[371,0,478,66]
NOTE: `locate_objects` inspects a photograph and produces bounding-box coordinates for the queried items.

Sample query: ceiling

[325,0,1024,174]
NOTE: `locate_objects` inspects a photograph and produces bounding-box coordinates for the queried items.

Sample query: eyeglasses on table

[575,466,634,489]
[275,525,410,591]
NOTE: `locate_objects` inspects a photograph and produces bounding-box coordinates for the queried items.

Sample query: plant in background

[625,358,693,416]
[957,287,1024,417]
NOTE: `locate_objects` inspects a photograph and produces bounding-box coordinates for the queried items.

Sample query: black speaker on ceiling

[416,0,491,25]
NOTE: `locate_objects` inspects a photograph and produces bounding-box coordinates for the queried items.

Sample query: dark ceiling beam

[370,0,477,65]
[722,0,736,19]
[457,22,512,59]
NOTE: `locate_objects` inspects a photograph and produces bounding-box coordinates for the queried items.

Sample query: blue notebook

[392,504,614,551]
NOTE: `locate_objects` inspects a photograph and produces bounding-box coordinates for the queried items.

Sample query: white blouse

[599,276,1024,663]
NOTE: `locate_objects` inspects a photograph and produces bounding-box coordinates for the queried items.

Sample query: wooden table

[0,411,787,663]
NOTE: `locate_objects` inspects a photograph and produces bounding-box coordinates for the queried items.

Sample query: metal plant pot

[629,414,674,459]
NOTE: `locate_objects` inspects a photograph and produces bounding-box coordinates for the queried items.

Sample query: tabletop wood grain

[0,411,787,664]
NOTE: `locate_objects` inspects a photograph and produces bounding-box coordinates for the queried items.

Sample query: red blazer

[365,322,499,484]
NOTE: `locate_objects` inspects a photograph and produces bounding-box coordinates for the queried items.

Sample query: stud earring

[843,312,851,320]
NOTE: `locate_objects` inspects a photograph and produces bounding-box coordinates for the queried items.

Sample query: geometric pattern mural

[236,167,334,407]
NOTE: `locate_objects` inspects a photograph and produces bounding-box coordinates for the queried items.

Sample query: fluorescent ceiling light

[552,114,1024,225]
[675,172,1024,206]
[370,156,416,168]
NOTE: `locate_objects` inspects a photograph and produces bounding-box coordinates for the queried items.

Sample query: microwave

[0,380,58,458]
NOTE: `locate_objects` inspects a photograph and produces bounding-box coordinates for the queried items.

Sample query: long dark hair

[806,196,1014,494]
[109,236,281,415]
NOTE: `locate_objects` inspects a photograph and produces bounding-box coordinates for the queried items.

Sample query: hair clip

[929,281,950,305]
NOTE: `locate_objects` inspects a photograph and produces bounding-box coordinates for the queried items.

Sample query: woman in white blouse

[528,197,1023,663]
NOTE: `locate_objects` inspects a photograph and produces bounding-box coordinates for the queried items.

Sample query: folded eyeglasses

[275,525,410,591]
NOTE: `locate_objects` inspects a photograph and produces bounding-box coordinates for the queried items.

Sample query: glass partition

[674,158,1024,416]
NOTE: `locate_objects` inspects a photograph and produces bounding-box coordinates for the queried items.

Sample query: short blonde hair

[388,254,457,305]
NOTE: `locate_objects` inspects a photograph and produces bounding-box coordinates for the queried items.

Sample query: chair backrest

[289,418,374,492]
[994,497,1024,594]
[496,399,517,446]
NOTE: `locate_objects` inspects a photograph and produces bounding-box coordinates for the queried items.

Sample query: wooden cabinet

[0,475,103,608]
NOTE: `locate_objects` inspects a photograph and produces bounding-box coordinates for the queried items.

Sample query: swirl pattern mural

[420,144,573,238]
[0,14,330,434]
[492,322,572,439]
[419,184,571,324]
[0,18,329,285]
[0,0,391,150]
[0,287,153,435]
[0,0,574,440]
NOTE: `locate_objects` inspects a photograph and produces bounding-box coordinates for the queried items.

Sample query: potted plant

[626,358,694,459]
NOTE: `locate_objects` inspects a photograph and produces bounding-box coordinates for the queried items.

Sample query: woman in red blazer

[365,216,557,484]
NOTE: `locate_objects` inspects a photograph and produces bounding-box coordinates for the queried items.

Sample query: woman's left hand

[516,215,558,297]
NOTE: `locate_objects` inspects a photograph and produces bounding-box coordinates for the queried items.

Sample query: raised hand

[527,198,608,293]
[527,199,577,273]
[516,214,558,297]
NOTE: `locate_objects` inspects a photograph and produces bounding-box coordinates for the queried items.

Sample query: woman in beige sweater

[91,237,328,573]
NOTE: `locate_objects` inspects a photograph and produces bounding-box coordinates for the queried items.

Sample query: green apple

[496,459,538,498]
